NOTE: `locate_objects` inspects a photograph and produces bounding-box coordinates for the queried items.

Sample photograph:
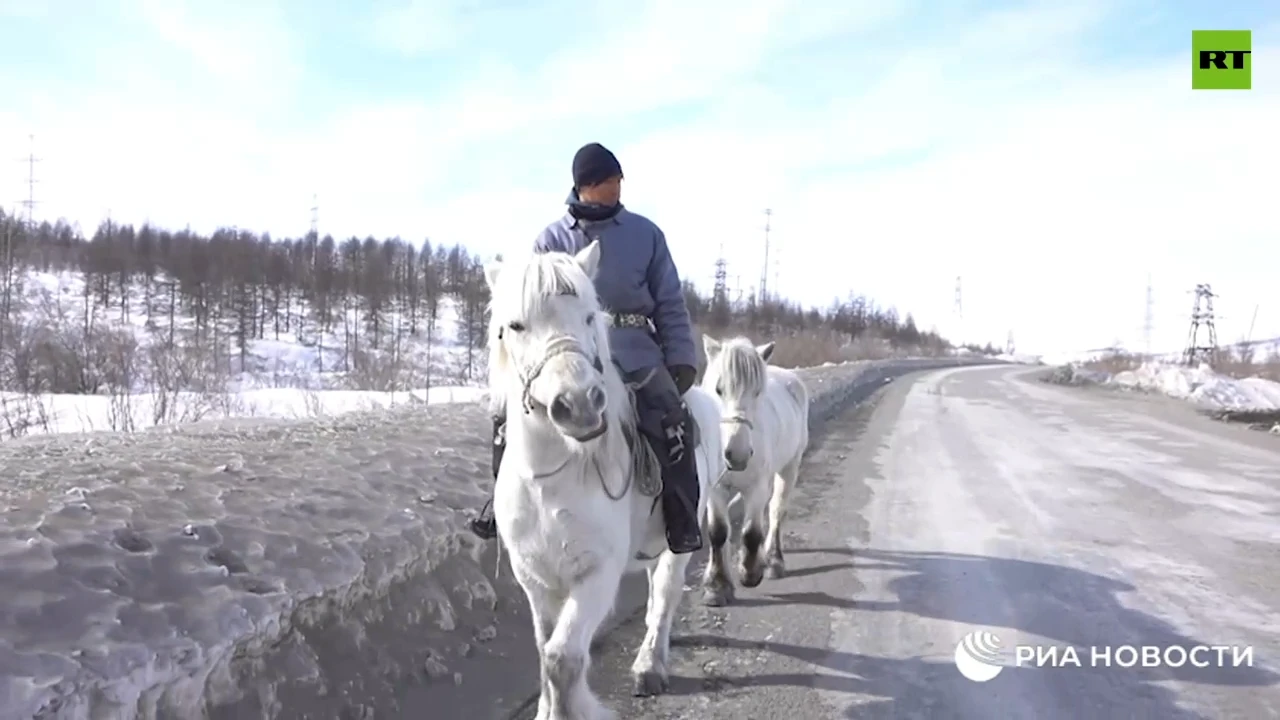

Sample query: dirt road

[517,365,1280,719]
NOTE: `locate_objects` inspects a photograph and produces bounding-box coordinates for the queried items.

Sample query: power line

[15,134,40,228]
[309,193,319,240]
[1182,283,1218,366]
[759,208,772,303]
[712,242,728,308]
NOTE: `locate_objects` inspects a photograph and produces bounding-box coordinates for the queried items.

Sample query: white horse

[698,335,810,606]
[484,241,725,720]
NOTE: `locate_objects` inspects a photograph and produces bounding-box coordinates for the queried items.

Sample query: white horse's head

[485,241,615,442]
[700,336,775,471]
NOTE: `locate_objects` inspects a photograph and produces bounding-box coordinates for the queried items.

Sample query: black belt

[611,313,655,333]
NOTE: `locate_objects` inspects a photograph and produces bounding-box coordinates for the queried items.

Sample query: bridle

[721,413,754,431]
[499,328,634,500]
[498,329,605,415]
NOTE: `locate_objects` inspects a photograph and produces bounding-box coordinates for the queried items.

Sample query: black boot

[467,417,505,541]
[659,406,704,554]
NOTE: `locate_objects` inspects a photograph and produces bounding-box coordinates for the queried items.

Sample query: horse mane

[486,251,635,461]
[709,337,769,398]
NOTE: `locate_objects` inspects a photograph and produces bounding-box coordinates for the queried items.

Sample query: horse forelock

[500,252,596,318]
[487,251,621,423]
[712,337,768,399]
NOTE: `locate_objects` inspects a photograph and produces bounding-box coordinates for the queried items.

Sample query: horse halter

[509,332,606,414]
[721,413,753,430]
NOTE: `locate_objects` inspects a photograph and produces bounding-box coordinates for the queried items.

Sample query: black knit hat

[571,143,623,189]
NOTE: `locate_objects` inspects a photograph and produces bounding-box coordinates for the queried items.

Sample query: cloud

[1,0,1276,355]
[132,0,300,87]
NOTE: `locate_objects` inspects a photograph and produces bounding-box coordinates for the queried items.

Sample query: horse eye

[585,313,595,326]
[715,383,723,397]
[507,321,526,332]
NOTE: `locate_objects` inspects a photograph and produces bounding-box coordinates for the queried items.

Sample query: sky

[0,0,1277,357]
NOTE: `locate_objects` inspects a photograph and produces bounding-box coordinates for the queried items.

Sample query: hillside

[0,210,956,438]
[1,266,484,436]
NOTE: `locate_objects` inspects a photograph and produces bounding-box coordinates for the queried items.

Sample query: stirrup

[468,498,498,540]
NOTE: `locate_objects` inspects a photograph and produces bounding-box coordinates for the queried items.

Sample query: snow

[0,385,487,436]
[993,352,1043,364]
[2,269,489,438]
[17,270,482,391]
[1110,362,1280,411]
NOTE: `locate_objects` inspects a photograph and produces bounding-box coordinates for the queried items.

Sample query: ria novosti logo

[954,631,1005,681]
[953,630,1256,682]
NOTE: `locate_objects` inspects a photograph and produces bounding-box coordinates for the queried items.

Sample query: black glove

[669,364,697,395]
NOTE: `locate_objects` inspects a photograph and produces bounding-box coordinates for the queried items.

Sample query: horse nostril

[587,385,606,411]
[550,395,573,422]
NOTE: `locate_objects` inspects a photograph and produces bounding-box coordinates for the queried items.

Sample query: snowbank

[0,356,994,720]
[1111,362,1280,411]
[993,352,1043,365]
[0,385,487,437]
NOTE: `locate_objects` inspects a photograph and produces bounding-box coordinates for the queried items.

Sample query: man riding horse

[469,141,704,555]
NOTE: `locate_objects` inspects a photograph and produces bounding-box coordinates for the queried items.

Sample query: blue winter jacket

[532,200,697,374]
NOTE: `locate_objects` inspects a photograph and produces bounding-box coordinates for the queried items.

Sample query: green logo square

[1192,30,1251,90]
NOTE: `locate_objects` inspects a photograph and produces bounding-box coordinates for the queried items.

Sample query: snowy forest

[0,208,957,406]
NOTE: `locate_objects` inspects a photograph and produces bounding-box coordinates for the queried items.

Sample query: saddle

[618,377,702,562]
[619,376,700,499]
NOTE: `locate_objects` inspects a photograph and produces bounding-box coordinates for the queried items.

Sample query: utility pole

[712,242,728,311]
[952,275,964,347]
[759,208,771,304]
[1182,283,1218,367]
[16,134,39,229]
[309,193,319,242]
[1142,273,1154,357]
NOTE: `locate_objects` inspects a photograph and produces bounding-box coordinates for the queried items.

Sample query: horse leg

[543,565,623,720]
[700,489,735,606]
[514,569,562,720]
[631,549,690,695]
[763,456,801,580]
[736,474,771,589]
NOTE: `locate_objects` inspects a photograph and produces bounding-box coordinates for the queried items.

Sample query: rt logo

[1192,30,1251,90]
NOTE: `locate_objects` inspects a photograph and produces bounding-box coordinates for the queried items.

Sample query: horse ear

[756,341,776,362]
[574,240,601,278]
[484,261,503,290]
[703,335,722,358]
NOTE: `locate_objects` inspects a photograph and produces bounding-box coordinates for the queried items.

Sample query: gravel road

[520,364,1280,720]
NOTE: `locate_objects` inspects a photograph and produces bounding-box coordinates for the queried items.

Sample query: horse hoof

[740,569,765,588]
[701,584,734,607]
[632,669,670,696]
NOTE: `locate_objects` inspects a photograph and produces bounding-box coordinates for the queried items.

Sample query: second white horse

[699,335,810,606]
